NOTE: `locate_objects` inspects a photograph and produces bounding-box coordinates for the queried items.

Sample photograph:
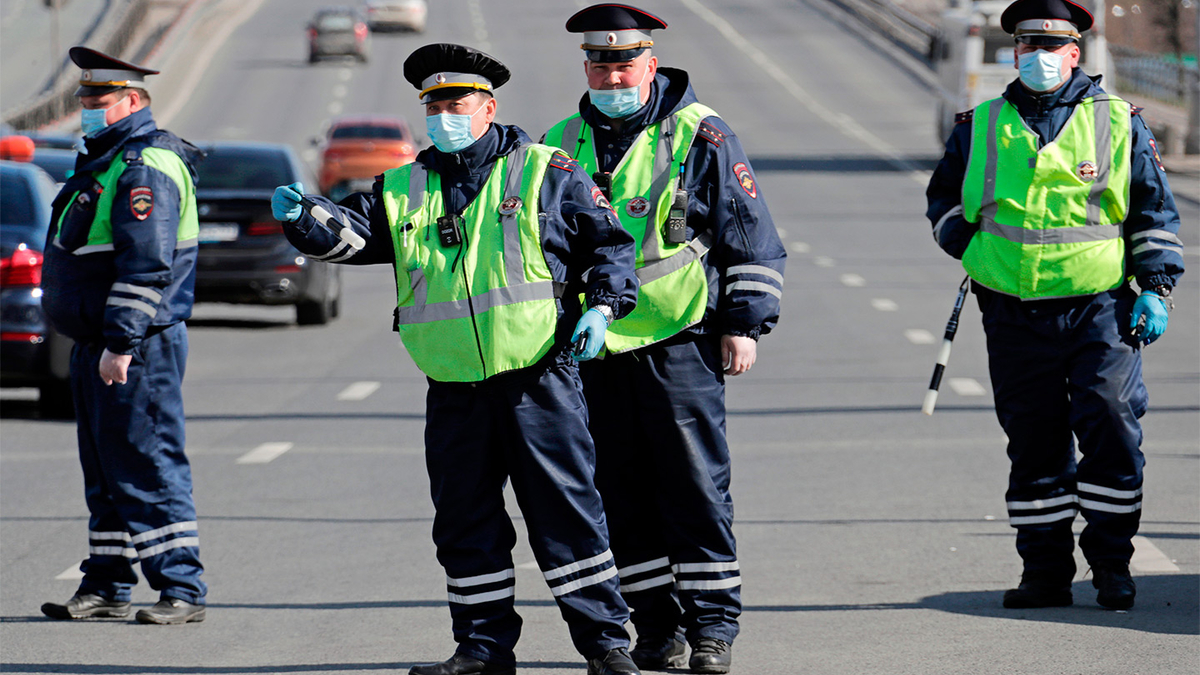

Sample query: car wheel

[296,267,338,326]
[38,380,74,419]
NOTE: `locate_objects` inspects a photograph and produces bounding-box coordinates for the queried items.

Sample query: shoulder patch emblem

[549,153,578,172]
[590,185,614,212]
[130,187,153,220]
[1148,138,1165,172]
[1131,106,1143,116]
[698,121,726,146]
[733,162,757,199]
[955,110,974,124]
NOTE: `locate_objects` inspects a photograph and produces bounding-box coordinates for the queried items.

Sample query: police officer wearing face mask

[542,5,786,672]
[926,0,1184,611]
[272,44,643,675]
[39,47,208,625]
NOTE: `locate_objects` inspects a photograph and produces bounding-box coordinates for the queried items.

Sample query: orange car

[317,115,418,201]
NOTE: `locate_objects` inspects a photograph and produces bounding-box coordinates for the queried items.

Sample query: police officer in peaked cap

[272,43,644,675]
[543,5,786,672]
[40,47,208,625]
[927,0,1184,611]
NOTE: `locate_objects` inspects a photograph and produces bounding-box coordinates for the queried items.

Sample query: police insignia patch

[590,186,613,211]
[733,162,757,199]
[1148,139,1165,172]
[1076,160,1098,182]
[130,187,153,220]
[626,196,651,218]
[498,196,522,216]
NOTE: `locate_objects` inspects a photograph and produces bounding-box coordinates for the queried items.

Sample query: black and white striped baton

[298,196,366,251]
[922,275,971,416]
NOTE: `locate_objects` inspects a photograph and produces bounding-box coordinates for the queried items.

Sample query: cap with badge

[70,46,159,97]
[565,3,667,63]
[1000,0,1094,46]
[403,43,511,103]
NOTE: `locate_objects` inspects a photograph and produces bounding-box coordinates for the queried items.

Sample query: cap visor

[422,86,491,103]
[585,47,649,63]
[1016,35,1076,46]
[74,84,125,97]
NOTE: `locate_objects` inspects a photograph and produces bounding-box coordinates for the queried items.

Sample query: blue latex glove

[1130,292,1169,345]
[570,308,609,361]
[272,182,304,222]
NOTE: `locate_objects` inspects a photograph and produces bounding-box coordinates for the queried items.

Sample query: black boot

[688,638,731,674]
[1002,574,1073,609]
[409,654,515,675]
[630,634,687,670]
[134,598,206,624]
[1093,563,1136,610]
[587,648,641,675]
[41,593,131,620]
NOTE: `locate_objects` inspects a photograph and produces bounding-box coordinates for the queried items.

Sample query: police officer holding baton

[926,0,1185,611]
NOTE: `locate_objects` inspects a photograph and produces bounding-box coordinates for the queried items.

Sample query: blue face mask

[80,106,112,137]
[589,65,651,119]
[425,102,488,154]
[1017,49,1067,93]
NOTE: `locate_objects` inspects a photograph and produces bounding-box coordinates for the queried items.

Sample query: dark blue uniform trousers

[424,352,630,665]
[979,287,1147,583]
[580,332,741,646]
[70,322,205,604]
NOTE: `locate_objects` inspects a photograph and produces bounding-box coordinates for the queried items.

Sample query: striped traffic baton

[922,275,971,415]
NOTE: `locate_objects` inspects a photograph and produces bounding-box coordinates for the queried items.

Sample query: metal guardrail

[1110,45,1197,107]
[4,0,150,131]
[824,0,942,64]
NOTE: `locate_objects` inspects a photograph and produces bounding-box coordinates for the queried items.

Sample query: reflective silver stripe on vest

[500,147,530,285]
[562,117,584,158]
[636,232,711,285]
[980,218,1120,245]
[408,163,427,212]
[395,280,556,325]
[978,98,1005,226]
[409,268,427,307]
[72,243,115,255]
[177,237,198,249]
[1086,97,1113,228]
[641,114,679,265]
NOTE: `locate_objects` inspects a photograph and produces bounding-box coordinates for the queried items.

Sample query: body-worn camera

[592,172,612,201]
[437,214,463,247]
[664,189,689,244]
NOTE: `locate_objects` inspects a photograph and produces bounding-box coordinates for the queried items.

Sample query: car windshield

[197,147,293,190]
[330,124,404,140]
[31,151,77,183]
[317,14,356,30]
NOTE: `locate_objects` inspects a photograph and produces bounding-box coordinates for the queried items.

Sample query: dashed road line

[814,257,835,267]
[338,381,382,401]
[871,298,898,311]
[789,241,811,254]
[236,442,294,465]
[839,273,865,287]
[1131,536,1180,572]
[904,328,936,344]
[55,564,84,581]
[948,378,987,396]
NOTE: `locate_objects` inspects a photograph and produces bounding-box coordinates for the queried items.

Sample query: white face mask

[1017,49,1067,92]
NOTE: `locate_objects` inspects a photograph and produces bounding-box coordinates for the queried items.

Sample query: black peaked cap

[69,46,159,97]
[565,3,668,32]
[1000,0,1094,34]
[403,44,510,103]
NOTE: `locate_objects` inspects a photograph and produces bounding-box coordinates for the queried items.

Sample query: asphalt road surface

[2,0,1197,673]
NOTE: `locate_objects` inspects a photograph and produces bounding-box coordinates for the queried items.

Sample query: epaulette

[697,120,726,147]
[549,152,577,172]
[955,110,973,124]
[122,144,146,165]
[1131,106,1143,116]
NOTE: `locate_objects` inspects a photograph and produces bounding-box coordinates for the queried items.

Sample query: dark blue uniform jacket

[552,67,786,340]
[42,107,202,354]
[926,69,1185,293]
[281,123,639,347]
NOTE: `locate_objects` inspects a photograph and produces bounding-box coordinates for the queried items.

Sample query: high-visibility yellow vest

[56,146,198,254]
[381,144,561,382]
[544,103,715,352]
[961,95,1132,299]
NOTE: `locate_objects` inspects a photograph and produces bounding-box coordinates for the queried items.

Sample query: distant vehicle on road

[194,142,341,326]
[364,0,427,32]
[0,161,74,417]
[932,0,1109,141]
[316,114,418,201]
[308,6,370,63]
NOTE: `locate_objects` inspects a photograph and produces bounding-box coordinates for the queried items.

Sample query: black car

[0,161,74,417]
[30,147,78,185]
[307,7,370,63]
[193,142,341,325]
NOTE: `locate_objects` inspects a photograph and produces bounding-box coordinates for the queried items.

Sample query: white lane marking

[678,0,931,185]
[332,84,348,98]
[55,564,84,581]
[789,241,811,254]
[840,273,865,287]
[814,256,835,267]
[871,298,898,311]
[1131,536,1180,573]
[905,328,936,344]
[776,227,788,239]
[236,442,294,465]
[328,100,344,116]
[339,69,353,81]
[948,378,987,396]
[337,381,381,401]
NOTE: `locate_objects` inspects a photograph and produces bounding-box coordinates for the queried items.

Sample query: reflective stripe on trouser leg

[503,356,630,660]
[1067,289,1147,566]
[72,323,204,603]
[426,380,522,666]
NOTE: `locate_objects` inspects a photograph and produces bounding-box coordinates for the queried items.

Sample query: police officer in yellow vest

[40,47,208,625]
[543,6,786,671]
[272,44,643,675]
[926,0,1185,611]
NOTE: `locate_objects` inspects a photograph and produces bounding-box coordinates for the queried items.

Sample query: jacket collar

[578,66,699,137]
